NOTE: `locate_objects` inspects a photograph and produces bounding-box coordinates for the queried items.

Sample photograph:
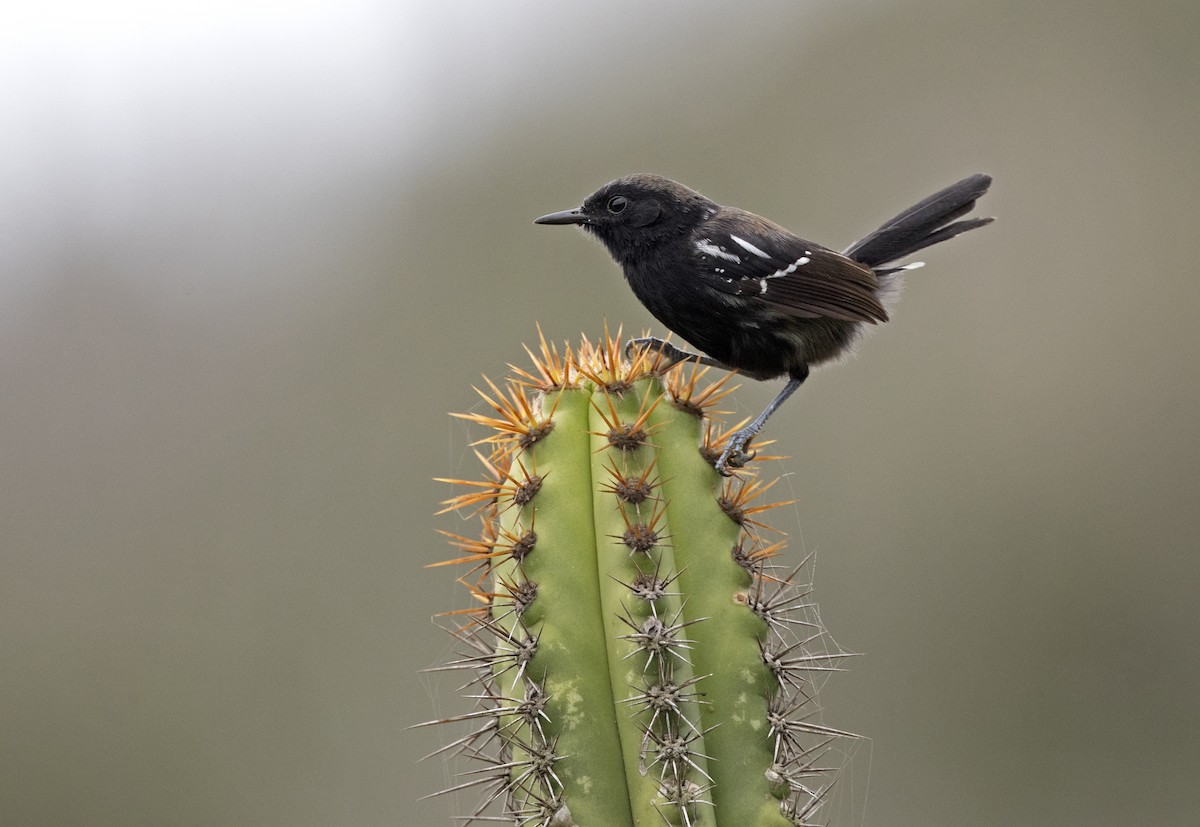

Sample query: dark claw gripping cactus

[425,329,856,827]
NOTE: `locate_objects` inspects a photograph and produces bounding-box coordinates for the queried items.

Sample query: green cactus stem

[425,328,855,827]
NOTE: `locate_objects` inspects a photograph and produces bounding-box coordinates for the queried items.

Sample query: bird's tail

[844,174,993,274]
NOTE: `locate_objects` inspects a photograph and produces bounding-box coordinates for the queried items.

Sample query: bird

[534,172,993,473]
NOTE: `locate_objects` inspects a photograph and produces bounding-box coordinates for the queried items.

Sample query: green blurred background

[3,1,1198,825]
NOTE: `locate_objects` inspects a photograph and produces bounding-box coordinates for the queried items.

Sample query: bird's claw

[624,337,657,361]
[715,429,757,475]
[626,337,688,369]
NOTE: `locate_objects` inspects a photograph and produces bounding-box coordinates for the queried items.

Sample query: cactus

[424,328,855,827]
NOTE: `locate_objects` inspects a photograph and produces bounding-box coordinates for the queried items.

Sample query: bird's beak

[533,207,588,225]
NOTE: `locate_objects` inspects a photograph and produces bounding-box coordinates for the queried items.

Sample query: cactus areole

[427,328,855,827]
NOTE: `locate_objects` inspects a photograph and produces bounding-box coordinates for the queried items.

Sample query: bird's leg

[716,365,809,474]
[626,337,730,371]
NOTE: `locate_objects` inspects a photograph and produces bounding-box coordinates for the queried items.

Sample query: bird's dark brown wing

[691,208,888,323]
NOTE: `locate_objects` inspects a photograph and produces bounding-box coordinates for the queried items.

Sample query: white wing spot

[730,234,770,259]
[765,255,811,280]
[696,239,741,264]
[759,278,768,294]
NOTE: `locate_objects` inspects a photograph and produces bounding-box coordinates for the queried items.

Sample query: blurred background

[3,0,1198,824]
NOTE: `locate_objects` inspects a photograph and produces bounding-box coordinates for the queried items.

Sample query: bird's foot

[715,427,757,475]
[625,337,696,370]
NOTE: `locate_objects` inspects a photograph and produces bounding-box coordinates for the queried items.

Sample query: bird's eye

[607,195,628,214]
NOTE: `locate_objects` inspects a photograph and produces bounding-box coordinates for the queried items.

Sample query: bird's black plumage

[535,173,993,471]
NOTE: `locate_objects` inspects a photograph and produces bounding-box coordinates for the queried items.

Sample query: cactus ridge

[425,327,856,827]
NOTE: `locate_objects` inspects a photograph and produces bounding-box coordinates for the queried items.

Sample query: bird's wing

[692,208,888,323]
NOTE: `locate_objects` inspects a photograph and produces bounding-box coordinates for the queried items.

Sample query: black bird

[534,173,993,473]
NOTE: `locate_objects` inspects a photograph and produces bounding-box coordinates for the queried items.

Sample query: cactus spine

[427,329,854,826]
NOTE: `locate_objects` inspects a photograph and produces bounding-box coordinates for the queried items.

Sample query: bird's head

[535,174,716,264]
